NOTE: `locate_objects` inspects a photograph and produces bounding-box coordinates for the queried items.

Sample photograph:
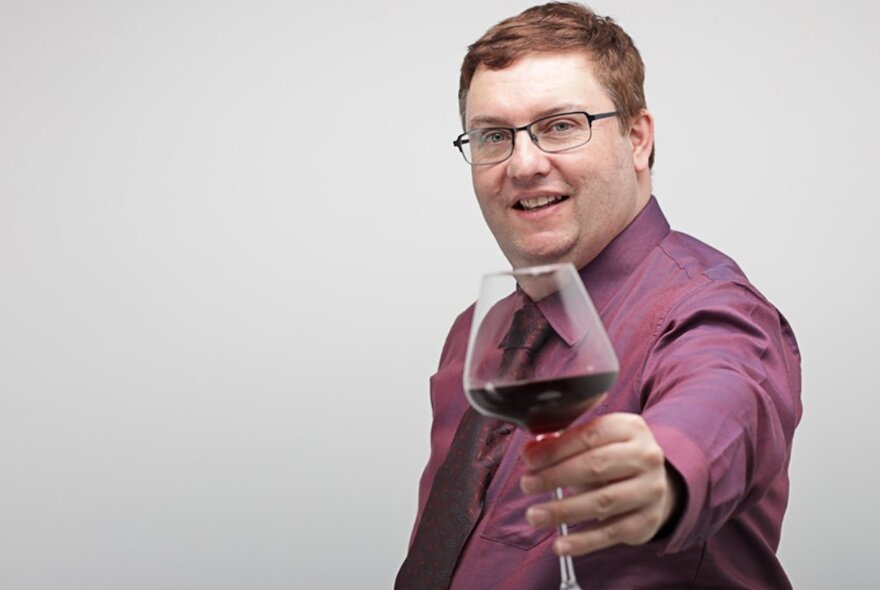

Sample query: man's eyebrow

[467,104,587,130]
[467,115,510,129]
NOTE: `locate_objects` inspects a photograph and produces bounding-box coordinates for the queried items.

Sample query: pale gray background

[1,1,876,588]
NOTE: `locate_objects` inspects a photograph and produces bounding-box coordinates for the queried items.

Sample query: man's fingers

[525,475,657,529]
[518,412,675,557]
[552,507,666,557]
[523,413,646,470]
[521,434,665,494]
[521,441,628,493]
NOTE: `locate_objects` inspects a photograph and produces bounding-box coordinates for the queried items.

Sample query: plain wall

[1,1,876,588]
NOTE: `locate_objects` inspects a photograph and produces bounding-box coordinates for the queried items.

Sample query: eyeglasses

[453,111,618,166]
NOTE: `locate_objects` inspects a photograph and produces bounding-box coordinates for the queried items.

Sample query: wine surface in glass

[468,371,617,434]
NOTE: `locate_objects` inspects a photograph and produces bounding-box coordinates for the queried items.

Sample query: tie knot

[500,302,552,352]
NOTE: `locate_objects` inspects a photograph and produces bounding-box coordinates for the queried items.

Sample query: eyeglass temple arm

[588,112,618,123]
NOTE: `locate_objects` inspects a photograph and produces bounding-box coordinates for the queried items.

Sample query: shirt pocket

[479,457,554,550]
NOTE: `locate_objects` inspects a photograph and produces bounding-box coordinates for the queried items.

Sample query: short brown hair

[459,2,654,167]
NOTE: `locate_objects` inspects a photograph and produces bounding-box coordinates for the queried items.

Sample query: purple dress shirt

[410,197,802,589]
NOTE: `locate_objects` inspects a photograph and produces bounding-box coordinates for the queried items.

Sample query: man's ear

[629,109,654,173]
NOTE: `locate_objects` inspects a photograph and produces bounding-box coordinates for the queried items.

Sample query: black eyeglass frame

[452,110,619,166]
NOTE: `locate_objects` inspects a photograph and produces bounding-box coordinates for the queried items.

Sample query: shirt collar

[535,196,670,346]
[580,195,670,313]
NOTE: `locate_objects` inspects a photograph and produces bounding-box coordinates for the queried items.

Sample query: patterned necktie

[395,302,551,590]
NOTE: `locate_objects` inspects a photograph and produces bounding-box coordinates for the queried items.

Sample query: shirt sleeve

[639,280,801,554]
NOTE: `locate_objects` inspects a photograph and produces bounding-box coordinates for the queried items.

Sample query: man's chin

[505,245,576,270]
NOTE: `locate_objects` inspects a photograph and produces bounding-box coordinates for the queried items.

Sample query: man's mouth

[514,195,569,211]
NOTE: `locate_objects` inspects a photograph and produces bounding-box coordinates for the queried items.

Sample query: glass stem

[554,486,583,590]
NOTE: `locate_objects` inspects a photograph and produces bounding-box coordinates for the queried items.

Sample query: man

[397,3,801,588]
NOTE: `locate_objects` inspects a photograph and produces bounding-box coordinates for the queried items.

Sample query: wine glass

[463,262,618,590]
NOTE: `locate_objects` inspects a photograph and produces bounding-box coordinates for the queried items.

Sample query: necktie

[395,302,551,590]
[498,301,553,381]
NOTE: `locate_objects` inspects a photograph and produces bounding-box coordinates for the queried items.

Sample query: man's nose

[507,131,552,180]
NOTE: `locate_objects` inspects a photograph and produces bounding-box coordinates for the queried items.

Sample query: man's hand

[520,413,683,557]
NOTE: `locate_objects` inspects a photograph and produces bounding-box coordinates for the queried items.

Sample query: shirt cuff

[649,423,709,555]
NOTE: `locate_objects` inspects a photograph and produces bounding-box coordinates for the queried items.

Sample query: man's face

[465,51,650,269]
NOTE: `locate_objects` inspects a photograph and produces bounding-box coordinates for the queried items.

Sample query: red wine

[468,372,617,434]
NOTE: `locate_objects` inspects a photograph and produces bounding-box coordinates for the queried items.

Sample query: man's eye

[552,121,574,132]
[543,119,580,134]
[481,131,510,144]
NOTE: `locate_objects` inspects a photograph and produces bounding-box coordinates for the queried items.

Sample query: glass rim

[482,262,577,280]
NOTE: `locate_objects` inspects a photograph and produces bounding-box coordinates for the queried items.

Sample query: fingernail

[526,507,549,527]
[522,448,542,468]
[520,475,539,494]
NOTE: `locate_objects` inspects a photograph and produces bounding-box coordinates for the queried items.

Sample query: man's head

[459,2,652,168]
[458,2,655,269]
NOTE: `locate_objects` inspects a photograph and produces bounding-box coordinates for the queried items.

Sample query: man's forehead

[467,103,586,128]
[465,51,606,127]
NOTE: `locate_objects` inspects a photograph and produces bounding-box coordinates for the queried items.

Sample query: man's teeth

[519,195,564,210]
